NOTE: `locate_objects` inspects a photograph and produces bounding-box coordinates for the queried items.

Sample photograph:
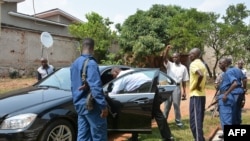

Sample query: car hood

[0,86,71,117]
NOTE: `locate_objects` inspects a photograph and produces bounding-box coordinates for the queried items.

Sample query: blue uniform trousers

[77,108,107,141]
[232,94,244,125]
[218,93,234,130]
[189,96,206,141]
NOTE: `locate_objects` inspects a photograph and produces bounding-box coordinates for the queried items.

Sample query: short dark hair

[82,38,94,49]
[226,57,232,65]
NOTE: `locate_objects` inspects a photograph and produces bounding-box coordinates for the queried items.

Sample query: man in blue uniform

[70,38,108,141]
[226,59,247,125]
[217,58,247,138]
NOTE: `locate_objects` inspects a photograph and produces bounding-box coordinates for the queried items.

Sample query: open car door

[103,68,176,134]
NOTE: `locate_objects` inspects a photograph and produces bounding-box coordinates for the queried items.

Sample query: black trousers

[152,89,172,141]
[189,96,206,141]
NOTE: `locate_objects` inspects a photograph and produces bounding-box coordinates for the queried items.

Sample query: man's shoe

[168,136,174,141]
[218,134,224,138]
[175,120,183,127]
[176,122,183,127]
[162,136,174,141]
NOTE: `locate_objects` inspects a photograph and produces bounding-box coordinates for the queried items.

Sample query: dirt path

[109,89,250,141]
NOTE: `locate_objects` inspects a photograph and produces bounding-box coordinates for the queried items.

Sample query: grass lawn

[139,111,250,141]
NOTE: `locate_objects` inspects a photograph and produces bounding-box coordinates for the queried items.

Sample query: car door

[157,71,176,101]
[104,68,176,133]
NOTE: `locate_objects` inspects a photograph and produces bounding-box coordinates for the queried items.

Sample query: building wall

[0,27,79,77]
[0,2,81,77]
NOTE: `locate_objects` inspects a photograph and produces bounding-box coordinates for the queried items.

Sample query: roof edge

[8,11,68,27]
[3,0,25,3]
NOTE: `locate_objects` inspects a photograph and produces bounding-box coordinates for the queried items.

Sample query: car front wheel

[39,119,76,141]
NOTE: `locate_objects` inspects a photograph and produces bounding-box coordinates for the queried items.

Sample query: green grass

[138,111,250,141]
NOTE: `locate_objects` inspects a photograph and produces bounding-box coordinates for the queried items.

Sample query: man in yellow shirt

[188,48,207,141]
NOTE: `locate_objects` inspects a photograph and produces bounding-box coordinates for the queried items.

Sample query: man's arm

[222,81,237,102]
[37,71,42,81]
[87,62,107,114]
[181,81,187,99]
[242,78,247,93]
[182,66,189,99]
[163,45,171,66]
[193,69,204,91]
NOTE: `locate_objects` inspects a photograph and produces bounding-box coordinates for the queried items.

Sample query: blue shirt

[70,54,107,115]
[219,66,246,95]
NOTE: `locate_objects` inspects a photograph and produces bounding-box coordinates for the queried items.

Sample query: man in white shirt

[37,58,54,81]
[163,45,189,127]
[110,67,151,94]
[237,60,247,77]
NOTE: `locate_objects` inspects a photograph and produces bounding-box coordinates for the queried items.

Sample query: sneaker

[218,134,224,138]
[162,136,174,141]
[176,122,183,127]
[175,119,183,127]
[168,136,175,141]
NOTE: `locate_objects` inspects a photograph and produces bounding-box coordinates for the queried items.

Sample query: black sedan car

[0,65,176,141]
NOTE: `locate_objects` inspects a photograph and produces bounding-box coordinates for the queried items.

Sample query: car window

[104,69,156,94]
[101,69,114,86]
[38,68,71,90]
[158,72,175,85]
[101,67,131,85]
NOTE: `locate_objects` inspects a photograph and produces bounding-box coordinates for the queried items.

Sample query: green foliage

[168,8,211,53]
[101,53,123,65]
[205,3,250,79]
[118,5,185,67]
[68,3,250,70]
[9,71,20,79]
[68,12,118,63]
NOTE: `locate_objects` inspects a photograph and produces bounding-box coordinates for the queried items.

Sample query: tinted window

[104,69,157,94]
[38,68,71,90]
[158,72,175,85]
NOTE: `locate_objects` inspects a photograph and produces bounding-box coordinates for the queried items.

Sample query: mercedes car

[0,65,176,141]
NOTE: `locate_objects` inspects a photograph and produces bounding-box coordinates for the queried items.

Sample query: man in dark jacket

[70,38,108,141]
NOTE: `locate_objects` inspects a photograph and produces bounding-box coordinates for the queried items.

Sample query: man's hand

[166,45,172,50]
[191,85,201,92]
[181,93,187,100]
[78,83,89,91]
[222,94,227,102]
[100,107,109,118]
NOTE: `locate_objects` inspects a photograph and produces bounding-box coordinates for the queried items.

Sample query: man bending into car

[110,67,151,94]
[110,67,175,141]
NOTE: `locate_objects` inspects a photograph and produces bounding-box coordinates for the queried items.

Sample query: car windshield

[38,67,71,91]
[37,66,111,91]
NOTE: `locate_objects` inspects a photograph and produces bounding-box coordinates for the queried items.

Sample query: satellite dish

[40,32,53,48]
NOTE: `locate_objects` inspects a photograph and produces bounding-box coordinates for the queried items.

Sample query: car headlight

[0,113,37,129]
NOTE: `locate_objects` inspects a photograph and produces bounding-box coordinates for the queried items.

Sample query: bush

[9,71,20,79]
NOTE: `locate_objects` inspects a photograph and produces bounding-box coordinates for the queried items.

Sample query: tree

[118,4,185,68]
[222,3,250,63]
[68,12,118,63]
[167,8,211,53]
[205,3,250,79]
